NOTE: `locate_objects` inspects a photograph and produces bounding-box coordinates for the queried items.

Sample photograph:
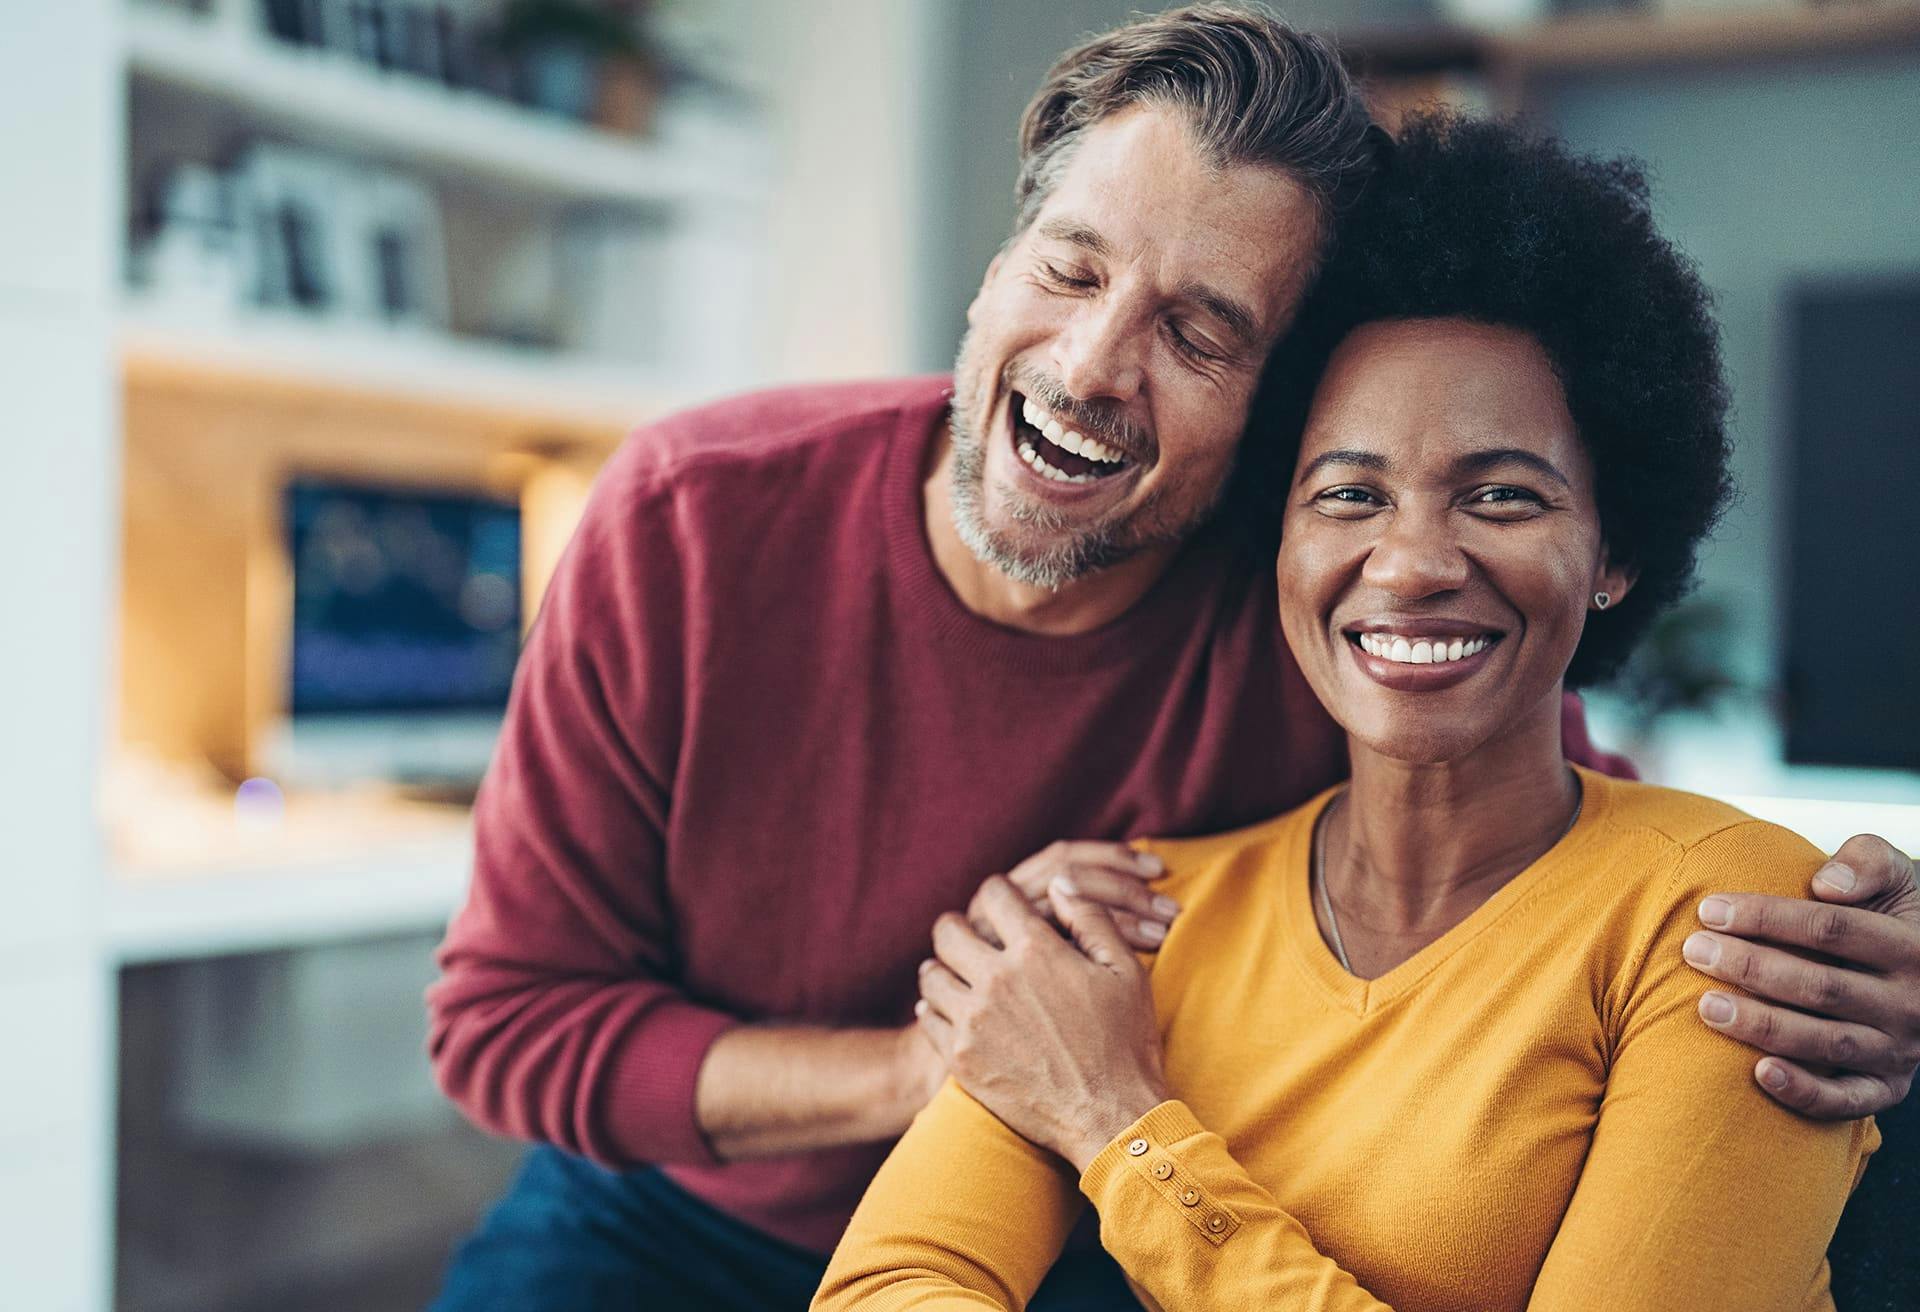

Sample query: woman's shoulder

[1588,772,1826,903]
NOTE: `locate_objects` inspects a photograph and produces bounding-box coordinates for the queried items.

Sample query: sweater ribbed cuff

[595,999,740,1168]
[1080,1100,1242,1247]
[1080,1100,1206,1196]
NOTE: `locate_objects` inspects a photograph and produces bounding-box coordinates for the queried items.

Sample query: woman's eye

[1469,486,1545,514]
[1314,486,1381,514]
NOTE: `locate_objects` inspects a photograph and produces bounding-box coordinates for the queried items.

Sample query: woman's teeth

[1356,633,1495,665]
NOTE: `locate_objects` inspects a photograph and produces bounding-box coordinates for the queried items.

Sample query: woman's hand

[979,840,1177,952]
[916,875,1171,1174]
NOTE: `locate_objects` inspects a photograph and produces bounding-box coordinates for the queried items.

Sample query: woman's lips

[1342,629,1504,690]
[1354,631,1496,666]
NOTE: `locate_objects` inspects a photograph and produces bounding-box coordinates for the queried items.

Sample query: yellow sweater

[814,770,1877,1311]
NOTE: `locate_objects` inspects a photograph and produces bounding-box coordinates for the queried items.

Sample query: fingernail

[1683,932,1721,968]
[1759,1060,1789,1091]
[1698,897,1734,929]
[1817,862,1857,893]
[1140,920,1167,944]
[918,958,933,974]
[1054,876,1078,898]
[1700,993,1735,1025]
[1135,852,1165,875]
[914,999,929,1016]
[1152,895,1181,919]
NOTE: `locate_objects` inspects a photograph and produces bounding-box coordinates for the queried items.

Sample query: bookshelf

[1342,4,1920,117]
[123,4,765,211]
[109,0,779,953]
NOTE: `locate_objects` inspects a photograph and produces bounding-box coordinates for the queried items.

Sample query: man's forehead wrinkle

[1036,217,1111,256]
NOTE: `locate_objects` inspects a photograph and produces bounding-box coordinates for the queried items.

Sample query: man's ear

[966,251,1009,328]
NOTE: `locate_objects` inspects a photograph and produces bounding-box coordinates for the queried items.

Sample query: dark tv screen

[1783,278,1920,771]
[286,479,522,716]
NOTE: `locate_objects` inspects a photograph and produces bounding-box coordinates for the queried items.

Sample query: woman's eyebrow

[1451,447,1572,488]
[1297,448,1388,481]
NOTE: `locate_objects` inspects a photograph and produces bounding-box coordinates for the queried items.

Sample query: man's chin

[955,505,1131,591]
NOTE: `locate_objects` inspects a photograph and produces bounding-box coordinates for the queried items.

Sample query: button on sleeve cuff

[1080,1099,1243,1247]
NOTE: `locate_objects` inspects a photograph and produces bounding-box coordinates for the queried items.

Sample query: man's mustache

[1006,367,1154,462]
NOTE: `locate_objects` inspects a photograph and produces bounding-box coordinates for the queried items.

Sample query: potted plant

[1604,597,1748,779]
[494,0,662,134]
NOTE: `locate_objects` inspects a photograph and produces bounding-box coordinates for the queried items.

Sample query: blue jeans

[431,1145,1140,1311]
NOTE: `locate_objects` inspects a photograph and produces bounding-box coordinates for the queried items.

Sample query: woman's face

[1276,318,1634,764]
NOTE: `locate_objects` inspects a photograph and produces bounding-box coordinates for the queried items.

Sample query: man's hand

[974,840,1177,952]
[1684,833,1920,1119]
[916,876,1170,1173]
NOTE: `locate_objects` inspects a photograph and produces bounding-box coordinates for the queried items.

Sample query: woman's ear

[1591,550,1637,611]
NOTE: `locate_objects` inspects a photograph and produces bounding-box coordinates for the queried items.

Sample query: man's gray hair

[1013,3,1381,240]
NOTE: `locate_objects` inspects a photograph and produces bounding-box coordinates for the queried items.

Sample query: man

[429,7,1920,1309]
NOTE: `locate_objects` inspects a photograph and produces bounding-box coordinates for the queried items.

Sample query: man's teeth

[1017,438,1099,483]
[1356,633,1495,665]
[1021,397,1128,466]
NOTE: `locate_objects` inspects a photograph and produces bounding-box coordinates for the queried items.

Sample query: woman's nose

[1361,508,1471,600]
[1052,299,1145,404]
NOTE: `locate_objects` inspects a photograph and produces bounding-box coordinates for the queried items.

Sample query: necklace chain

[1313,777,1585,976]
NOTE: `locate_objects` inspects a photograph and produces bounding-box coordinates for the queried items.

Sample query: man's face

[949,105,1324,589]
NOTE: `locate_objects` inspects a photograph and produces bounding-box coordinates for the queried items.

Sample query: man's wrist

[1066,1084,1169,1174]
[886,1023,946,1120]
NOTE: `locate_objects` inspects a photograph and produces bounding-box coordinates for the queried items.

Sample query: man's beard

[946,331,1222,592]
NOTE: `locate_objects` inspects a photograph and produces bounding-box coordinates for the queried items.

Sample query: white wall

[686,0,936,384]
[0,2,120,1307]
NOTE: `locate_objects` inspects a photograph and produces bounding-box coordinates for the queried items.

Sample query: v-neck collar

[1283,767,1615,1018]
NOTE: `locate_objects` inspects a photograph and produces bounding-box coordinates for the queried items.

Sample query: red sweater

[428,376,1626,1253]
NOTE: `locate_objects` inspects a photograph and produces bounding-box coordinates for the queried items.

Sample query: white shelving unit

[108,2,780,976]
[120,291,706,426]
[123,3,765,210]
[86,0,929,1302]
[108,836,473,965]
[121,0,773,434]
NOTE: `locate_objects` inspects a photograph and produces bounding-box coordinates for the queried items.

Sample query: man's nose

[1052,298,1146,404]
[1360,505,1471,599]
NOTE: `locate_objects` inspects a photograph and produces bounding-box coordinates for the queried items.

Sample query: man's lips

[1007,389,1142,482]
[997,390,1145,502]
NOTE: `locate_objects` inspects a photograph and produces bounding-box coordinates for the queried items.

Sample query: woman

[811,115,1878,1311]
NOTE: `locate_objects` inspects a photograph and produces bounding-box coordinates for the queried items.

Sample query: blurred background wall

[2,1,1916,1309]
